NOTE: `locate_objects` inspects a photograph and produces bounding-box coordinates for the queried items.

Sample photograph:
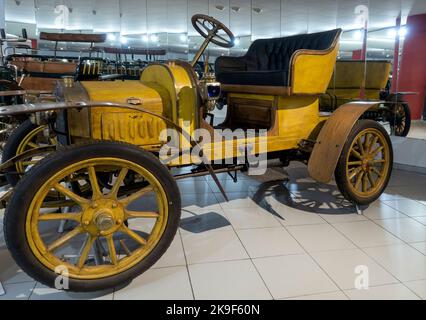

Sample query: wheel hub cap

[82,199,125,236]
[95,213,115,231]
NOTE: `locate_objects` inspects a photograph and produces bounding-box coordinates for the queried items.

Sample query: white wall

[392,136,426,173]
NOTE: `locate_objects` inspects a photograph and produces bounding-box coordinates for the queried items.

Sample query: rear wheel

[2,119,55,186]
[335,120,393,206]
[4,142,181,292]
[387,101,411,137]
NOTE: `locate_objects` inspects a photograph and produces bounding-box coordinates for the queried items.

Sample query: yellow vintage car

[0,14,393,292]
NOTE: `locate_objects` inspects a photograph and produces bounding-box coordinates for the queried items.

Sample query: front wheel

[335,120,393,206]
[4,142,181,292]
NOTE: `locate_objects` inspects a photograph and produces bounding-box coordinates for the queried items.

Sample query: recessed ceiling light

[353,30,362,40]
[215,5,225,11]
[231,6,241,13]
[252,8,263,14]
[15,0,21,6]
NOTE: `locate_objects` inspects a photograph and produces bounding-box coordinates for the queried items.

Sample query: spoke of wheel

[372,159,386,164]
[371,167,383,177]
[109,168,129,199]
[368,136,379,154]
[367,172,376,189]
[106,235,118,265]
[355,171,365,190]
[122,226,147,246]
[120,186,154,206]
[351,149,363,160]
[348,161,362,166]
[125,210,159,220]
[27,142,39,149]
[39,212,82,222]
[349,167,362,180]
[364,133,371,152]
[370,146,384,159]
[362,174,369,193]
[88,166,103,199]
[357,137,365,156]
[54,184,89,206]
[77,235,95,269]
[47,227,83,252]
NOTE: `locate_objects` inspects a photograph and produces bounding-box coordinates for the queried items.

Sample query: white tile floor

[1,163,426,300]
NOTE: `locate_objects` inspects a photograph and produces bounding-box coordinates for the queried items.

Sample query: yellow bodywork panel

[68,62,198,150]
[324,60,391,104]
[78,80,168,148]
[168,93,322,166]
[82,80,165,114]
[291,44,340,95]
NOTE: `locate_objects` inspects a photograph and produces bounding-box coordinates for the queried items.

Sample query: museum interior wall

[2,0,426,143]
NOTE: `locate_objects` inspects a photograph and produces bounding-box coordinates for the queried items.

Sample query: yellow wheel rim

[25,158,169,280]
[346,128,391,198]
[16,125,55,174]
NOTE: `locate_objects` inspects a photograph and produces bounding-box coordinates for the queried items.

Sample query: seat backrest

[245,29,341,71]
[329,60,391,90]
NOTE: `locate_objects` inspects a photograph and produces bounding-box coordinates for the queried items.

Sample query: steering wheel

[191,14,235,48]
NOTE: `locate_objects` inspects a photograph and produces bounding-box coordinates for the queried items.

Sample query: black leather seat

[215,29,341,87]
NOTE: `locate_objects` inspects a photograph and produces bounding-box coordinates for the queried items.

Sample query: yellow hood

[81,80,164,115]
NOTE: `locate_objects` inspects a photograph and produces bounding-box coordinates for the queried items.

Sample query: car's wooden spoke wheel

[346,128,391,197]
[15,124,54,174]
[2,119,56,186]
[335,120,393,206]
[27,158,168,279]
[4,142,181,292]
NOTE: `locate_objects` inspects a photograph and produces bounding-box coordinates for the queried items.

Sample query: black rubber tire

[335,120,393,206]
[4,141,181,292]
[1,119,39,186]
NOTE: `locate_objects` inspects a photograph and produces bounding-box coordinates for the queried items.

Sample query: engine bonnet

[80,80,164,115]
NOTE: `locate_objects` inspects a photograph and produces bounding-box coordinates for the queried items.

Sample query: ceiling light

[215,5,225,11]
[353,30,363,40]
[150,35,158,42]
[107,34,116,41]
[120,37,128,44]
[233,38,240,46]
[252,8,263,14]
[180,34,188,42]
[231,6,241,13]
[142,35,149,42]
[399,26,407,37]
[387,29,397,38]
[387,26,407,39]
[15,0,21,6]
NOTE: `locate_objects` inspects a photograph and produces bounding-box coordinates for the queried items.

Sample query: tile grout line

[177,228,196,300]
[222,208,275,300]
[278,220,349,298]
[326,204,425,299]
[27,282,38,300]
[285,193,413,295]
